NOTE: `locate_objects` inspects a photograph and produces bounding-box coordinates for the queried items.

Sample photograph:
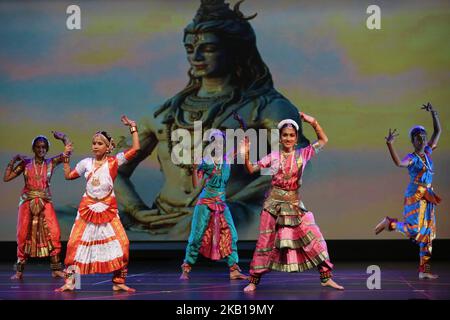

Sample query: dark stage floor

[0,260,449,300]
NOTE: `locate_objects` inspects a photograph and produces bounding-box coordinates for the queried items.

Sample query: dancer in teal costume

[180,130,247,281]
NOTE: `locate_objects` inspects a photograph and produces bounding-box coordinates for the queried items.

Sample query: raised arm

[115,118,158,215]
[50,131,72,165]
[120,115,141,153]
[385,128,410,168]
[191,163,204,189]
[422,103,441,150]
[300,112,328,149]
[242,138,259,174]
[61,143,81,180]
[3,155,26,182]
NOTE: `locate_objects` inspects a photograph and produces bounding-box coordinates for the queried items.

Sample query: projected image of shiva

[115,0,307,239]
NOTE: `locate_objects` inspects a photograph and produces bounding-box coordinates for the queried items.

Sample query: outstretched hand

[300,112,315,124]
[421,102,434,113]
[13,154,27,163]
[52,131,67,141]
[64,142,73,155]
[121,115,136,127]
[239,137,250,156]
[385,128,399,144]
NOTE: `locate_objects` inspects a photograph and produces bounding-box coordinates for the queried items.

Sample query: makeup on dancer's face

[412,132,427,150]
[92,136,108,157]
[280,126,297,149]
[33,140,48,158]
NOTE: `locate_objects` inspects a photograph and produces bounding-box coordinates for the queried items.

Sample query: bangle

[130,126,138,134]
[13,166,22,174]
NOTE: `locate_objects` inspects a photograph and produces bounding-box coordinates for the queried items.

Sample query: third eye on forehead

[184,33,221,47]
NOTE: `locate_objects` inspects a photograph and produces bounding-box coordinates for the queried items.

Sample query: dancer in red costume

[56,116,140,292]
[4,132,71,280]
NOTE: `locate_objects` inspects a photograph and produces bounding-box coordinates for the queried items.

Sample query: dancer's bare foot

[321,278,344,290]
[230,269,248,280]
[419,272,439,280]
[243,283,256,292]
[374,217,390,235]
[113,284,136,292]
[179,271,190,280]
[55,282,75,292]
[10,272,23,280]
[52,270,65,278]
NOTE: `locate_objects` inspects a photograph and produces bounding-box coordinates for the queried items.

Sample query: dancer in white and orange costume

[56,115,140,292]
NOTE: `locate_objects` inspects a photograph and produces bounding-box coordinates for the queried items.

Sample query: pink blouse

[257,145,317,191]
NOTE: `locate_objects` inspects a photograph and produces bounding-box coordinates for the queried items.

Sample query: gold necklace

[33,158,45,189]
[280,150,295,179]
[94,159,106,168]
[91,158,106,187]
[33,158,44,179]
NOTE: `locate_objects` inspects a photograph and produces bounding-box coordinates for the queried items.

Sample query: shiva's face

[184,32,229,78]
[32,140,48,159]
[412,132,427,151]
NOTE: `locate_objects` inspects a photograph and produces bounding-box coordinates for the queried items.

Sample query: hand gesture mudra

[300,112,315,124]
[64,142,73,155]
[52,131,66,141]
[13,154,27,163]
[421,102,434,113]
[239,137,250,156]
[121,115,136,127]
[385,128,399,144]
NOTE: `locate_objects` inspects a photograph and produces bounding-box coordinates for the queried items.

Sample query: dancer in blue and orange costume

[180,130,247,281]
[375,103,442,280]
[3,132,71,280]
[56,115,140,292]
[242,112,344,292]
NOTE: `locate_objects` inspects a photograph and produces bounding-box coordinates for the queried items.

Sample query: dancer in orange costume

[56,116,140,292]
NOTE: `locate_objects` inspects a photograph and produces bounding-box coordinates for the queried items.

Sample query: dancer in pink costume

[242,112,344,292]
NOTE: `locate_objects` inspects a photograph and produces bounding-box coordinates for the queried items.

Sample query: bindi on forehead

[184,33,220,46]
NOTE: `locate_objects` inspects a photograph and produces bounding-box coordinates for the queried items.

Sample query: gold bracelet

[130,126,138,134]
[13,166,22,174]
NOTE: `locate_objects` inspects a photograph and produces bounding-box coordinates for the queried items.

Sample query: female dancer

[242,113,344,292]
[375,103,441,279]
[4,132,71,280]
[56,115,140,292]
[180,130,247,281]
